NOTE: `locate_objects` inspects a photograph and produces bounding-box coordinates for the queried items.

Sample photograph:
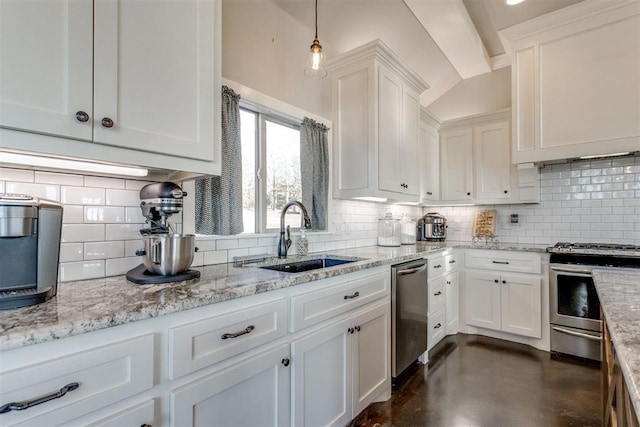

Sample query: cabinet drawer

[85,399,155,427]
[169,298,288,379]
[428,276,445,314]
[444,252,460,273]
[428,309,446,350]
[464,250,542,274]
[0,334,154,427]
[428,255,446,279]
[290,271,389,332]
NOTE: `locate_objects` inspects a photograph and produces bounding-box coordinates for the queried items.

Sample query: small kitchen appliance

[126,182,200,285]
[0,193,63,309]
[417,212,447,241]
[549,242,640,362]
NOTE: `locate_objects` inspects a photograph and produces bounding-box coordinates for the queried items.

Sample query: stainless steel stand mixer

[126,182,200,284]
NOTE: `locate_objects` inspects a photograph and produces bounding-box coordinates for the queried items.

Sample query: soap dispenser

[297,228,309,256]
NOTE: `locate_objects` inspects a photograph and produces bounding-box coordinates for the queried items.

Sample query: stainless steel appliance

[549,242,640,361]
[0,193,63,309]
[417,212,446,241]
[392,258,428,378]
[126,182,200,284]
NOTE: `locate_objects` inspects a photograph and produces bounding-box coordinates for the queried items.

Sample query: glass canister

[400,214,416,245]
[377,213,401,247]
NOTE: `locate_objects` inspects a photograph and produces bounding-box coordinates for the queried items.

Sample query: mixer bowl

[140,234,196,276]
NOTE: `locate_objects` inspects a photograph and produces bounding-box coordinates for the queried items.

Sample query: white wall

[222,0,332,119]
[426,67,511,121]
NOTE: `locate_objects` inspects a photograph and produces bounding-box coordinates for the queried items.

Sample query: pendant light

[304,0,327,79]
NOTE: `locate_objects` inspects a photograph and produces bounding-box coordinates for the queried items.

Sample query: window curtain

[195,86,243,235]
[300,117,329,231]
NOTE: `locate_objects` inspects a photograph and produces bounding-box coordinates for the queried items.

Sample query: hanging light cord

[314,0,319,39]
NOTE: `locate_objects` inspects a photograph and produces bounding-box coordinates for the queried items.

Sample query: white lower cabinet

[0,267,391,427]
[171,343,291,427]
[0,334,155,427]
[465,270,541,339]
[444,270,459,335]
[291,298,391,427]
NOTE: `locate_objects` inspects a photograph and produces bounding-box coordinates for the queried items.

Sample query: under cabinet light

[0,152,149,177]
[505,0,525,5]
[353,197,388,203]
[578,152,633,160]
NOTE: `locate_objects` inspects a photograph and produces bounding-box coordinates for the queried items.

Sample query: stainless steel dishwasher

[392,258,428,379]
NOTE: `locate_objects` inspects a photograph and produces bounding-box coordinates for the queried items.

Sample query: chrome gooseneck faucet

[278,200,312,258]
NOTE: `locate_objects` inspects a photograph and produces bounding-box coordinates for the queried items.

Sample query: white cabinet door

[93,0,216,162]
[419,121,440,201]
[501,274,541,339]
[445,271,459,335]
[291,318,352,427]
[0,0,93,140]
[171,343,291,427]
[378,66,403,195]
[401,84,420,197]
[352,300,390,416]
[464,271,501,330]
[474,121,512,201]
[84,399,155,427]
[440,128,473,201]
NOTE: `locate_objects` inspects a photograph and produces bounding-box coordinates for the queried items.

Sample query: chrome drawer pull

[0,382,79,414]
[492,261,509,265]
[221,325,255,340]
[344,291,360,300]
[552,326,602,342]
[434,323,442,329]
[433,264,442,269]
[434,291,442,296]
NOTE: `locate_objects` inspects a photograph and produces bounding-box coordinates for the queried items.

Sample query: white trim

[439,109,511,130]
[490,54,511,70]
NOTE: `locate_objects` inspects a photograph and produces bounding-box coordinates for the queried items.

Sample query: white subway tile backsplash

[85,206,125,223]
[63,205,84,224]
[217,239,239,250]
[84,176,125,189]
[61,186,105,205]
[0,168,34,182]
[105,257,140,277]
[85,241,125,260]
[105,224,142,241]
[59,243,84,263]
[204,250,228,265]
[125,207,146,224]
[125,180,153,191]
[6,182,59,200]
[125,240,144,256]
[35,171,83,186]
[105,189,140,206]
[62,224,105,242]
[59,261,105,282]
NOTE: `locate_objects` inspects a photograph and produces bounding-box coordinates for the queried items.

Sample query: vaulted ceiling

[272,0,584,114]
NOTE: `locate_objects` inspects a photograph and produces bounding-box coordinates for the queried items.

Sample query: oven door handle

[551,326,602,342]
[550,266,593,275]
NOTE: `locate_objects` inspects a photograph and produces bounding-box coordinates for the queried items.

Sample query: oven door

[550,265,602,332]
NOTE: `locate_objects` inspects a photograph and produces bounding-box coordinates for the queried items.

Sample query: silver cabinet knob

[101,117,114,128]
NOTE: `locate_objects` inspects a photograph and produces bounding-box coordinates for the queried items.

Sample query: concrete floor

[350,334,602,427]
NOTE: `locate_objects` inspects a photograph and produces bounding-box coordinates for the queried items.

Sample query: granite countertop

[0,241,547,352]
[593,268,640,418]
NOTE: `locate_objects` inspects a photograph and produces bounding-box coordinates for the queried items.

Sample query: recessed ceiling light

[505,0,526,5]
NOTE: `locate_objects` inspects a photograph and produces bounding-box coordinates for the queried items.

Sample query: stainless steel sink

[260,257,360,273]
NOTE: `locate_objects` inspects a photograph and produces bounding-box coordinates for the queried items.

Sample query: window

[240,106,304,233]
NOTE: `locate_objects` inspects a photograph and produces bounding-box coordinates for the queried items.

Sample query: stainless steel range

[549,242,640,362]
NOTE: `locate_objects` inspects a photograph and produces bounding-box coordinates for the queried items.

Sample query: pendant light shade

[304,0,327,79]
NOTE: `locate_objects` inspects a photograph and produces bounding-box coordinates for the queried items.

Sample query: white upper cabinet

[500,0,640,164]
[440,127,473,202]
[330,40,429,202]
[474,120,513,201]
[0,0,221,176]
[419,109,440,203]
[0,0,93,141]
[438,111,539,205]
